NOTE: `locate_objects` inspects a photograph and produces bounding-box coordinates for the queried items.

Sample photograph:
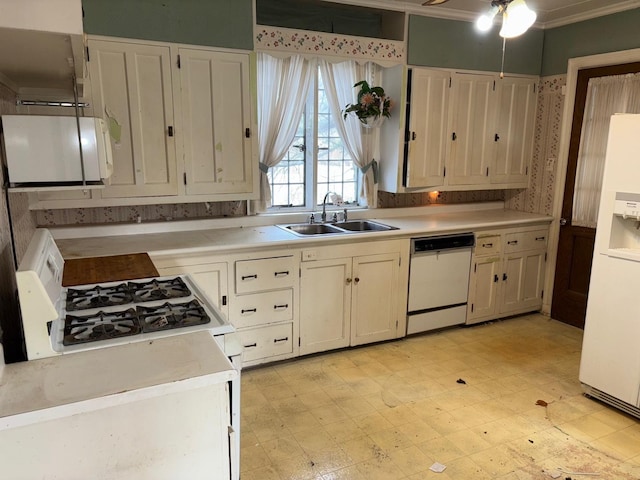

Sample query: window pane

[289,161,305,183]
[272,185,290,206]
[317,160,329,183]
[343,162,356,182]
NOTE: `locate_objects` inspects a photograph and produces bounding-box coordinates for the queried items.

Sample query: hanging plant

[342,80,393,126]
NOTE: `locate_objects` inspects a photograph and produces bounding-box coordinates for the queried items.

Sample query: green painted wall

[408,15,544,75]
[541,8,640,76]
[82,0,253,50]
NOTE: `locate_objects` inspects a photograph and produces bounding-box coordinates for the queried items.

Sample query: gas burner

[129,277,191,303]
[63,308,141,346]
[66,283,133,311]
[138,300,210,333]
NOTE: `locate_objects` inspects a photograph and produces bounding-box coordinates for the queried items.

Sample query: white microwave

[1,115,113,188]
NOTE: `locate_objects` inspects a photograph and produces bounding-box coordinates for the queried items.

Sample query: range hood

[0,0,84,97]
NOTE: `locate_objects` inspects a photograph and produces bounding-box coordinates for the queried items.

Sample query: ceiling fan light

[499,0,537,38]
[476,6,499,32]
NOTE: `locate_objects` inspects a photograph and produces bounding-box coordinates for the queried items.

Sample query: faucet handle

[309,213,315,224]
[331,212,338,223]
[342,209,348,222]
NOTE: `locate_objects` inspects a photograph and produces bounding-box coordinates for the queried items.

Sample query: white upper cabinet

[178,49,254,196]
[405,68,450,188]
[448,72,496,186]
[379,67,537,194]
[492,77,537,185]
[89,39,178,198]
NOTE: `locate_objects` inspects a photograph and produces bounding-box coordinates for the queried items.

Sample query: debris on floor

[429,462,447,473]
[546,467,600,478]
[456,378,467,384]
[536,399,549,407]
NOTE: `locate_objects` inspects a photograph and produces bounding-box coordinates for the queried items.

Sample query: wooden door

[350,253,399,346]
[299,258,351,355]
[178,49,254,195]
[467,256,501,324]
[552,62,640,328]
[405,68,450,187]
[448,73,495,186]
[89,40,178,198]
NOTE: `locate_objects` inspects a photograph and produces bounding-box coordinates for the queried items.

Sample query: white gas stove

[16,229,234,360]
[16,228,242,480]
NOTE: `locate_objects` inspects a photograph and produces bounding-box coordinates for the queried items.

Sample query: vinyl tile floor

[240,314,640,479]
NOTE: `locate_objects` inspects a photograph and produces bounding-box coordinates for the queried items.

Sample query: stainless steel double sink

[279,219,398,236]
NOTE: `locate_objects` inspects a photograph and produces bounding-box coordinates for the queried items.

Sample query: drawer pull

[241,274,258,281]
[241,308,257,314]
[274,304,289,310]
[274,271,290,277]
[482,243,493,248]
[507,240,518,245]
[535,236,546,241]
[244,343,257,348]
[503,273,508,281]
[494,274,499,282]
[274,337,289,343]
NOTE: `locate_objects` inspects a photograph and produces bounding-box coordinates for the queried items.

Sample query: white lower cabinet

[467,226,548,325]
[299,240,409,356]
[151,253,229,318]
[230,251,299,367]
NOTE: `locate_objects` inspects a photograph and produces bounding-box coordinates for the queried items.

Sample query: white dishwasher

[407,233,474,335]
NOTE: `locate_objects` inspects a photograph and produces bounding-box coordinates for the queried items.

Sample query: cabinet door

[467,256,501,324]
[493,78,537,185]
[88,40,178,197]
[351,253,400,346]
[300,258,351,355]
[448,73,495,186]
[156,263,229,318]
[405,68,450,188]
[501,251,545,314]
[179,49,254,195]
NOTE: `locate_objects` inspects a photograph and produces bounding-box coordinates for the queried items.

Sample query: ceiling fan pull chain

[500,37,506,79]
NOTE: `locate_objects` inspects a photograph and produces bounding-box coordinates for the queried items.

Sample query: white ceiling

[335,0,640,28]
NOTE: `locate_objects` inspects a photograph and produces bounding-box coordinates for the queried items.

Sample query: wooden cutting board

[62,253,159,287]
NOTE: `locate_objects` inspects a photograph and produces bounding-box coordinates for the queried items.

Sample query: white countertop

[54,204,552,259]
[0,332,236,430]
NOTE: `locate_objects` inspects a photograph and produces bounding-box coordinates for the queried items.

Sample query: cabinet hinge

[222,295,227,306]
[245,128,251,138]
[443,166,446,177]
[183,172,187,185]
[449,76,452,88]
[544,252,547,262]
[298,337,301,347]
[541,289,544,299]
[526,166,529,175]
[398,257,401,267]
[299,267,302,278]
[177,54,181,69]
[474,263,477,273]
[486,167,489,176]
[493,80,496,91]
[86,46,90,62]
[471,303,474,313]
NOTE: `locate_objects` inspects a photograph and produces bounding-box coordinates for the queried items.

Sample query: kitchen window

[268,67,360,210]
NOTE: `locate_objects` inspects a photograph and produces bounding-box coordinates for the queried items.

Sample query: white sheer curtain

[573,72,640,228]
[319,60,379,207]
[254,53,314,212]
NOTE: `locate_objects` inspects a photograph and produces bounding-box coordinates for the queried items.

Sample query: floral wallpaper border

[255,25,405,62]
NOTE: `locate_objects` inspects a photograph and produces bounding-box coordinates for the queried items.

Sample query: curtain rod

[16,100,90,108]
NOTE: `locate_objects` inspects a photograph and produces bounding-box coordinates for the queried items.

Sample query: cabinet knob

[494,133,500,142]
[452,132,457,141]
[346,278,352,284]
[494,274,499,282]
[354,277,360,284]
[503,273,508,281]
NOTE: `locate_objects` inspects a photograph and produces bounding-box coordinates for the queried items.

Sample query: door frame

[545,47,640,315]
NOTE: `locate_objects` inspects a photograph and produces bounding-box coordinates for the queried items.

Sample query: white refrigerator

[580,114,640,417]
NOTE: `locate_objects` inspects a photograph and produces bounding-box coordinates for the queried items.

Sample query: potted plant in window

[342,80,393,128]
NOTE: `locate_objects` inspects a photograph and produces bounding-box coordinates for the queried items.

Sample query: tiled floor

[240,314,640,479]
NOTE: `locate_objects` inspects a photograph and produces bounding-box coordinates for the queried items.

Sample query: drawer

[475,235,501,256]
[235,256,296,294]
[230,290,293,329]
[238,323,293,363]
[504,229,548,253]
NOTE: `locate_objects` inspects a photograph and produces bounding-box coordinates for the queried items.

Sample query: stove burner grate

[63,308,141,346]
[138,300,210,333]
[66,283,133,311]
[129,277,192,303]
